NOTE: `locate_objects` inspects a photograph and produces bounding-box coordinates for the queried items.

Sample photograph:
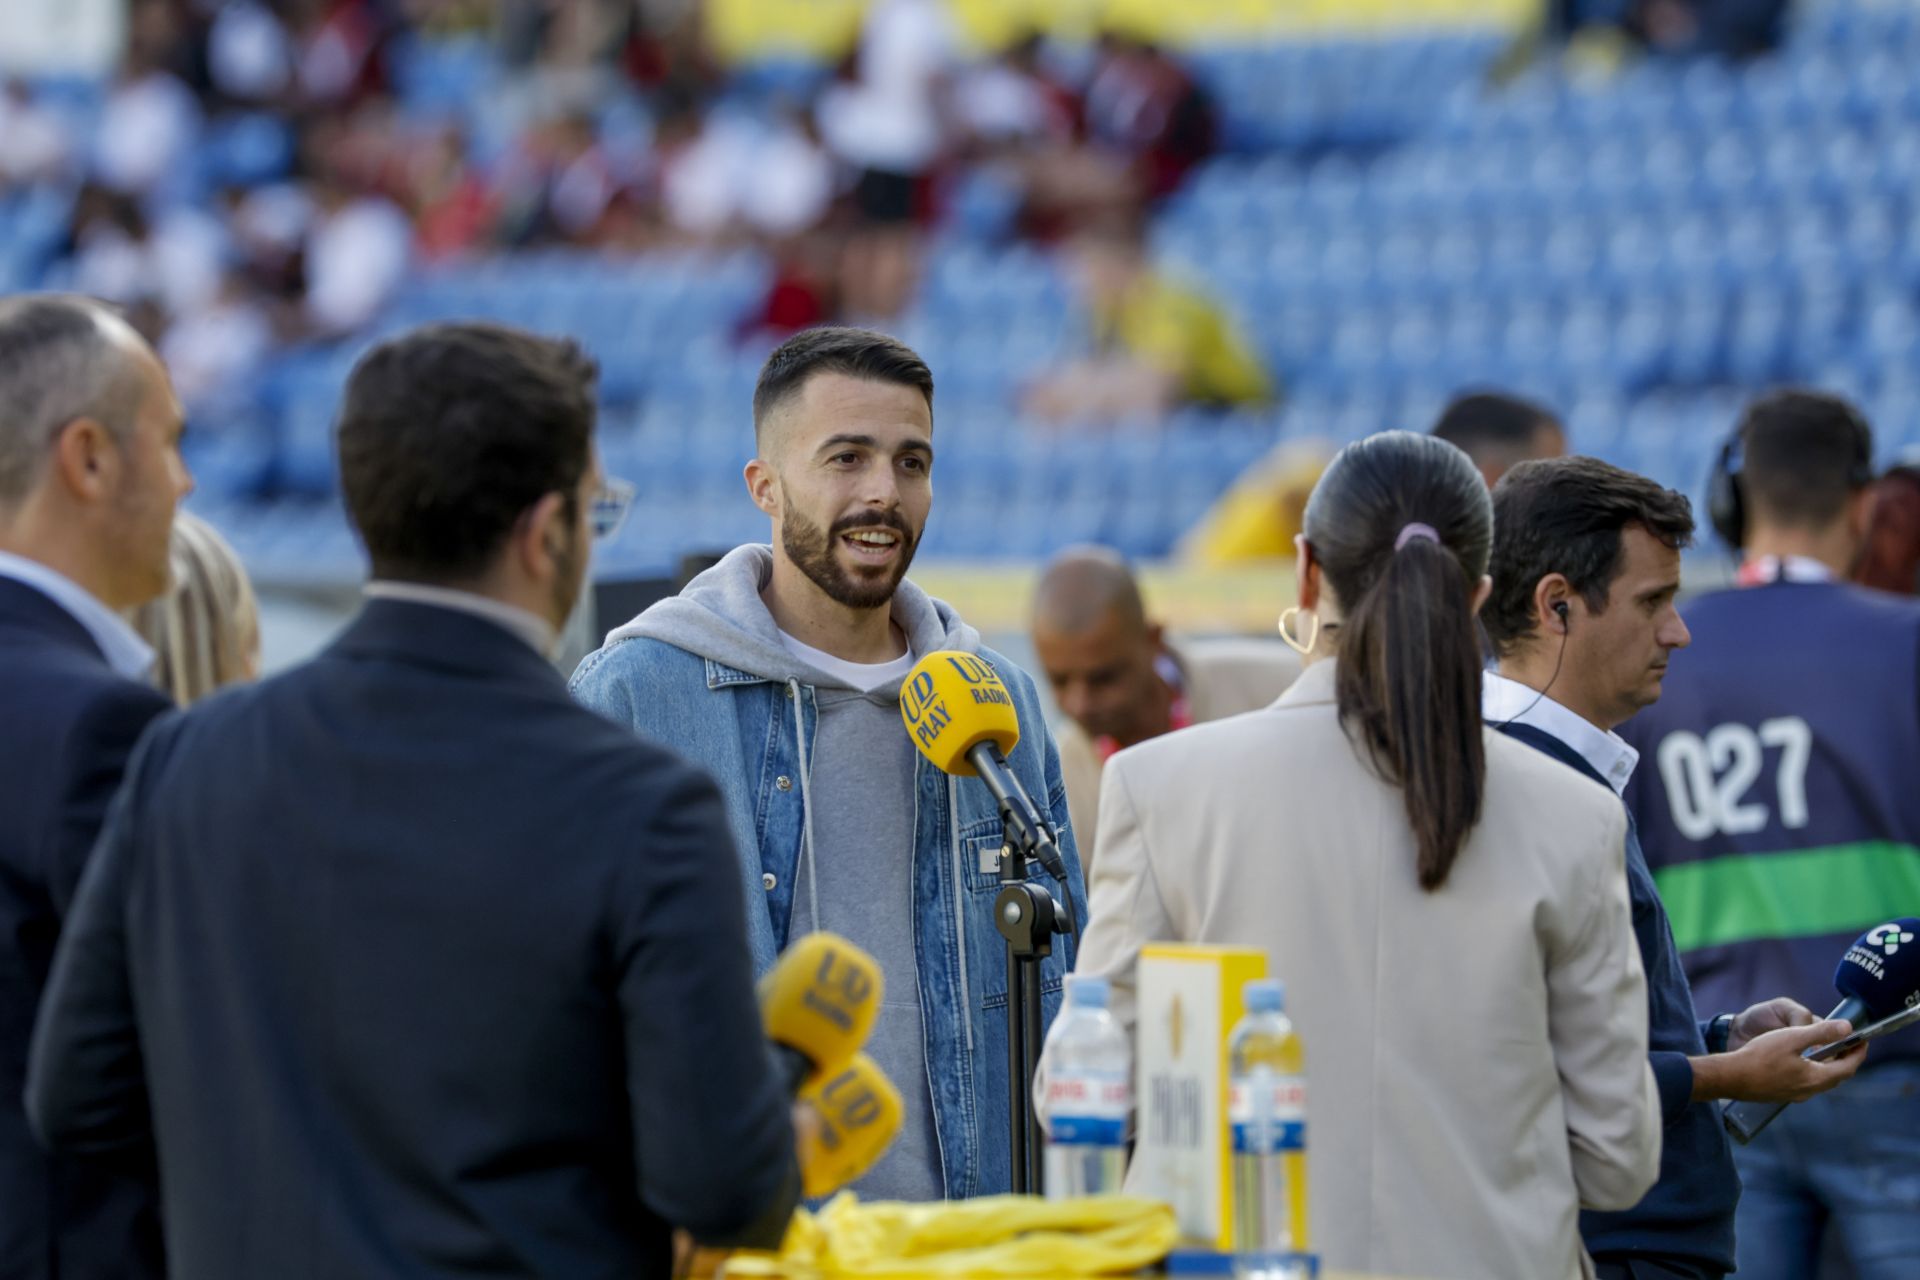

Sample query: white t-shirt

[778,629,914,694]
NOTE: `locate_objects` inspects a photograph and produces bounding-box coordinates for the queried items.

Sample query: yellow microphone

[796,1052,905,1197]
[899,651,1070,884]
[759,933,884,1094]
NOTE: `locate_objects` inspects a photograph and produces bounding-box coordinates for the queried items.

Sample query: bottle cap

[1244,979,1284,1014]
[1068,975,1110,1010]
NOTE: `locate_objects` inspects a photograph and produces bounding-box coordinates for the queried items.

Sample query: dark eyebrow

[817,434,934,461]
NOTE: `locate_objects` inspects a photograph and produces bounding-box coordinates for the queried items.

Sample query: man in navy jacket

[1621,392,1920,1280]
[27,323,800,1278]
[0,296,191,1280]
[1483,455,1864,1280]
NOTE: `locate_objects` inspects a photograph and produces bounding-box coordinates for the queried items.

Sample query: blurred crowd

[1,0,1245,420]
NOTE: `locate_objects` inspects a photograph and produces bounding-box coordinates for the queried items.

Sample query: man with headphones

[1622,391,1920,1280]
[1482,453,1864,1280]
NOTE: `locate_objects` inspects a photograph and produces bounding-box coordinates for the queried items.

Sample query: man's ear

[1533,572,1574,635]
[745,457,780,519]
[50,417,116,503]
[517,490,570,578]
[1848,485,1877,544]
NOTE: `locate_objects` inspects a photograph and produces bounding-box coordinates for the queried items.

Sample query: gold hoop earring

[1278,606,1320,656]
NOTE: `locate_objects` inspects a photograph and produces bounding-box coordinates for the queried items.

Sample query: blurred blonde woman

[131,512,260,705]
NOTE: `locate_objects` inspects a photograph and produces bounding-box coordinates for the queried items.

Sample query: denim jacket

[569,547,1084,1198]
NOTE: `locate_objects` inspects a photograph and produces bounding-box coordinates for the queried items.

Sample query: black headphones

[1707,405,1876,550]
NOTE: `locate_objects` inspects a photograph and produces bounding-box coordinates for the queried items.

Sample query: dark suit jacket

[1495,720,1739,1273]
[26,598,798,1279]
[0,576,171,1280]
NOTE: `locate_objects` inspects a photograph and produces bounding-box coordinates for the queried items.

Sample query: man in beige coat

[1030,546,1299,877]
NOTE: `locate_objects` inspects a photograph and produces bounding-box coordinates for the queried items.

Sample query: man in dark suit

[0,295,191,1280]
[1482,454,1863,1280]
[27,323,801,1278]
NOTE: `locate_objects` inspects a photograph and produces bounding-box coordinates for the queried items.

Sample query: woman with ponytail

[1073,431,1659,1280]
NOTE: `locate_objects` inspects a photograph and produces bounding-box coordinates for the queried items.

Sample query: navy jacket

[1497,721,1739,1273]
[0,576,170,1280]
[26,599,799,1280]
[1621,580,1920,1067]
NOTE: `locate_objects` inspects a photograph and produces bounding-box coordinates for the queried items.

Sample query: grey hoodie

[606,544,980,689]
[607,544,974,1202]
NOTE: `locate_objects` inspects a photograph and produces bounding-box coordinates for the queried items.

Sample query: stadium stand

[4,0,1915,587]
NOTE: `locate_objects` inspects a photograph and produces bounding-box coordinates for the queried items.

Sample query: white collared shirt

[363,581,558,657]
[1483,670,1639,796]
[0,550,156,681]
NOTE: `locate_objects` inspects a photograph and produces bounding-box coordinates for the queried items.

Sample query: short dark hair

[1430,392,1558,463]
[751,326,933,446]
[1484,456,1695,658]
[1739,390,1874,529]
[337,323,597,582]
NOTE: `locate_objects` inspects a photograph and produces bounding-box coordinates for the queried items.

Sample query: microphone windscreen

[797,1052,904,1198]
[759,933,883,1088]
[900,650,1020,777]
[1833,917,1920,1022]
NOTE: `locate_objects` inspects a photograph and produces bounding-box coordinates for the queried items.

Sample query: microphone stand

[981,783,1071,1196]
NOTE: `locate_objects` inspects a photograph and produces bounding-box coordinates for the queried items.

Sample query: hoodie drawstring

[787,678,823,935]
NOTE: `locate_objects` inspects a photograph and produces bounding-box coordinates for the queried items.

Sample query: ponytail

[1334,536,1487,890]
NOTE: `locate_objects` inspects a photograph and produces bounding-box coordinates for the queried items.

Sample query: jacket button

[763,872,778,891]
[776,775,793,792]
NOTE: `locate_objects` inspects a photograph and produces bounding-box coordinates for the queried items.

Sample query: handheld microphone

[898,650,1072,886]
[795,1051,905,1197]
[1724,917,1920,1143]
[759,933,884,1095]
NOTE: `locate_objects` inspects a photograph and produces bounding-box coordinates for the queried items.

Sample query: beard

[780,496,919,611]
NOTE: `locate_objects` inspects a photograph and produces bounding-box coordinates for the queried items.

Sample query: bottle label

[1229,1077,1306,1154]
[1045,1070,1131,1146]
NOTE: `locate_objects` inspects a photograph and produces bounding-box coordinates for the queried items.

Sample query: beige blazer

[1059,636,1302,879]
[1078,660,1659,1280]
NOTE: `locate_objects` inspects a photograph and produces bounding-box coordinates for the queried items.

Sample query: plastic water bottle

[1229,979,1308,1269]
[1039,974,1131,1199]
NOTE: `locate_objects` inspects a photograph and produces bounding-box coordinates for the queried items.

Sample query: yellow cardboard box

[1130,944,1270,1252]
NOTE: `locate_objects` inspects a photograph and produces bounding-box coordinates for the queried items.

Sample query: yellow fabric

[1178,443,1331,566]
[1094,274,1273,408]
[728,1193,1179,1277]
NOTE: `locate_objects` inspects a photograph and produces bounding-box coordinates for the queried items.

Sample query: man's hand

[1691,1019,1867,1103]
[1727,997,1819,1051]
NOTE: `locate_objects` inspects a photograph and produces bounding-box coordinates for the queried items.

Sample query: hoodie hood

[604,544,981,694]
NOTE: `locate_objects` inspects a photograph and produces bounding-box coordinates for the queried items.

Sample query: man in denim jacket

[572,327,1085,1200]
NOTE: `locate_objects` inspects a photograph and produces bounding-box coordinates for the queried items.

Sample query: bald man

[0,295,191,1279]
[1030,547,1300,876]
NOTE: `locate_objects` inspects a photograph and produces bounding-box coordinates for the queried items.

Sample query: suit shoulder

[563,699,723,807]
[54,667,172,757]
[1106,703,1291,780]
[1482,731,1626,845]
[0,638,166,719]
